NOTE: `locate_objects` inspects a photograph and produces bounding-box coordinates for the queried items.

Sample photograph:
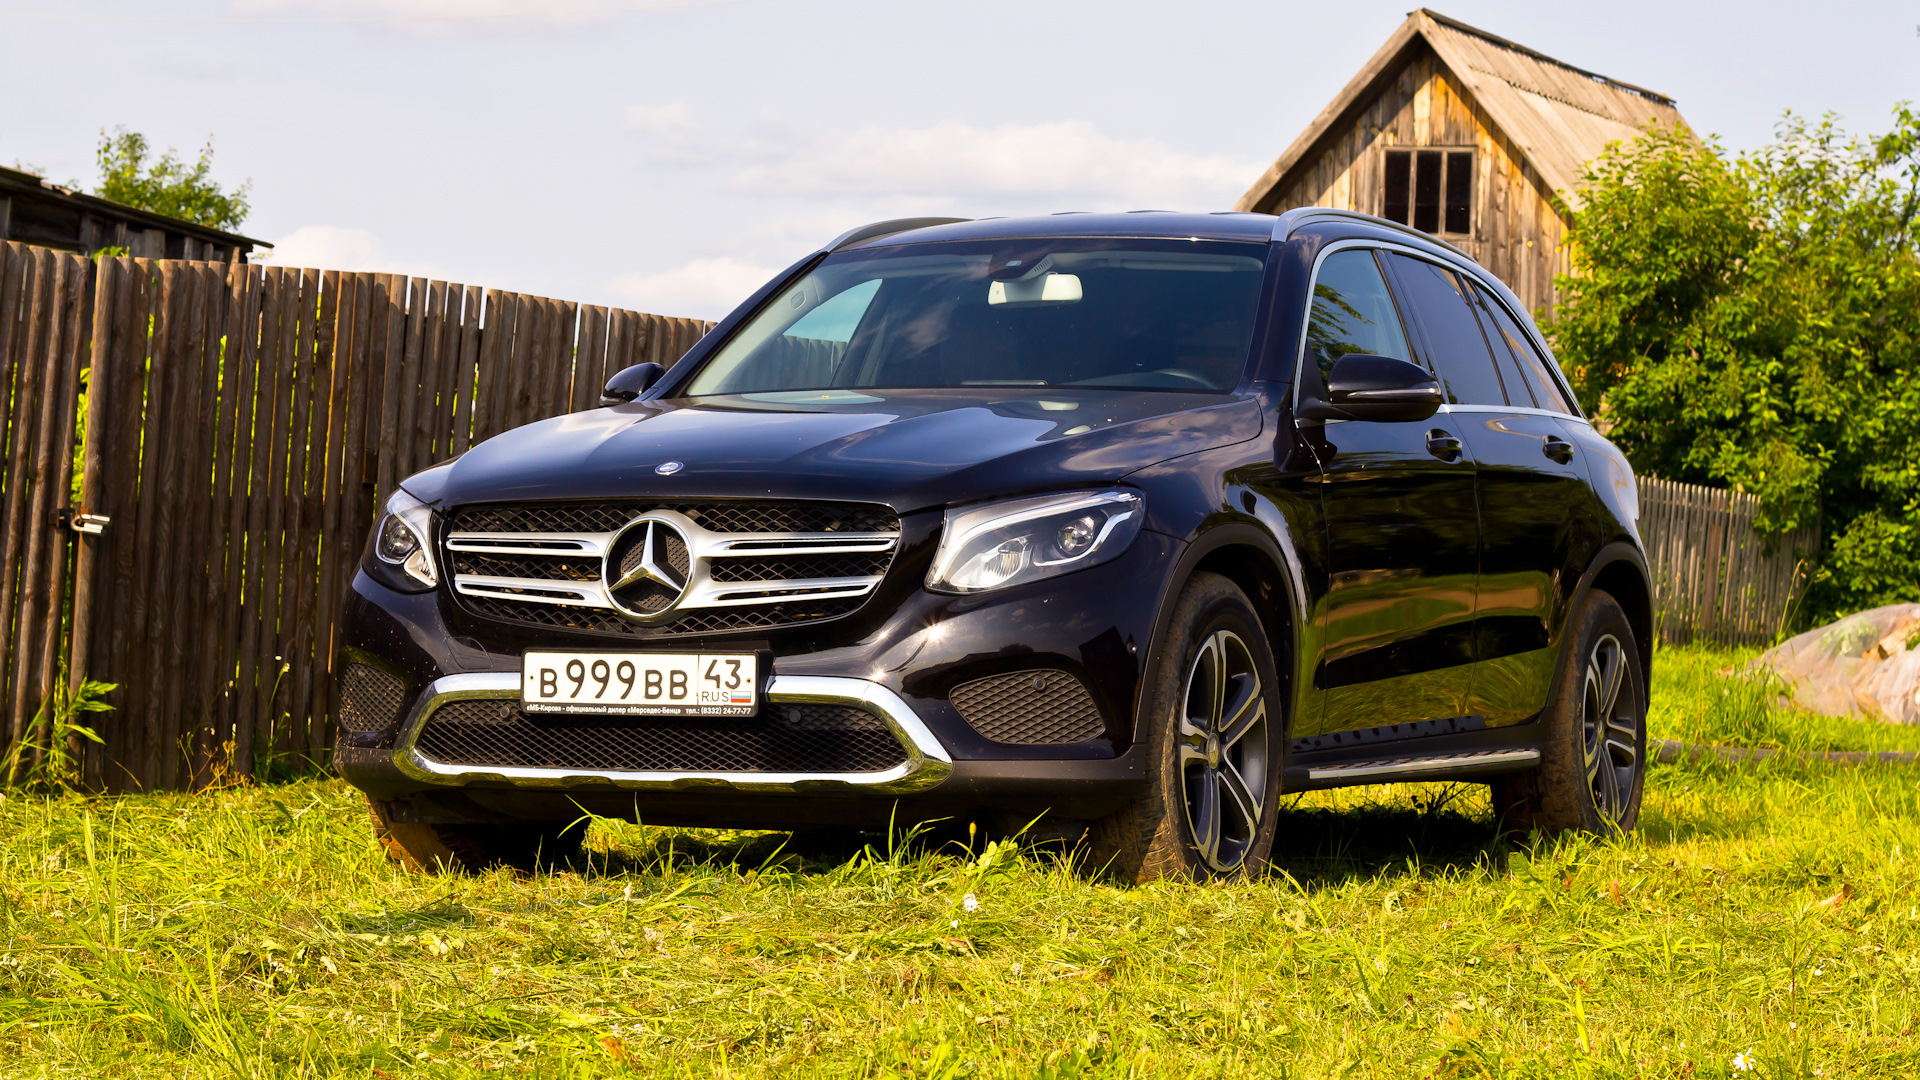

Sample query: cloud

[651,117,1265,212]
[262,224,443,279]
[603,114,1268,318]
[224,0,724,34]
[626,102,693,134]
[607,256,776,320]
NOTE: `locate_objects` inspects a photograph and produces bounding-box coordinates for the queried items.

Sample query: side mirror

[601,362,665,405]
[1299,354,1443,423]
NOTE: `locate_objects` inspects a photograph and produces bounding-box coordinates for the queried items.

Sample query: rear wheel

[367,799,583,873]
[1087,573,1284,883]
[1491,590,1647,836]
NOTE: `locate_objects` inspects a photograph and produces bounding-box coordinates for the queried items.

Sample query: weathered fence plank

[1637,476,1818,647]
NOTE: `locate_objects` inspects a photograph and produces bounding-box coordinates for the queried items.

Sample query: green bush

[1545,108,1920,623]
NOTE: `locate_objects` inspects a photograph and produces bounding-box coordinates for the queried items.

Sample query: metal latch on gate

[56,509,111,535]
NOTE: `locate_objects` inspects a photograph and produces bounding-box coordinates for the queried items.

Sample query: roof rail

[827,217,972,252]
[1271,207,1468,256]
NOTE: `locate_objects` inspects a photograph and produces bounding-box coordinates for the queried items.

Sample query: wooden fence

[1638,476,1819,646]
[0,245,91,785]
[0,241,710,791]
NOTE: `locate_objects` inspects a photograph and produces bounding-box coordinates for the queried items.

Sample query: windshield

[683,238,1269,396]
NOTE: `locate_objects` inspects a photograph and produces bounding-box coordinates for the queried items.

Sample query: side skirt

[1282,721,1545,792]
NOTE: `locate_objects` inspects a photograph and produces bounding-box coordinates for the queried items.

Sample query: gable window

[1382,150,1473,236]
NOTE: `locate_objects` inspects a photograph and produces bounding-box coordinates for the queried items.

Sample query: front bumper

[335,528,1181,826]
[393,672,953,794]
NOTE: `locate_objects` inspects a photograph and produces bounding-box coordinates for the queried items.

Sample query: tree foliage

[1546,109,1920,622]
[94,126,251,232]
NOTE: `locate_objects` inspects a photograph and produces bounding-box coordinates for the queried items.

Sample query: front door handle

[1543,436,1575,464]
[1425,429,1463,462]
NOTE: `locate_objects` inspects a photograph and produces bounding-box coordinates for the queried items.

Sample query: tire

[1087,572,1285,883]
[1491,590,1647,837]
[367,799,583,874]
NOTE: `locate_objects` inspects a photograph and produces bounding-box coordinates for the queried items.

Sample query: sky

[2,0,1915,320]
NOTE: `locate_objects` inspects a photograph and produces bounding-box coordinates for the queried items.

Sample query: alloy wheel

[1178,629,1270,873]
[1582,632,1640,825]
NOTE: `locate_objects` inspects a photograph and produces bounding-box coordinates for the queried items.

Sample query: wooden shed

[0,164,265,262]
[1234,9,1689,314]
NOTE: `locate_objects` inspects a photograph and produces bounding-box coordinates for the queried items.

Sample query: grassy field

[3,645,1919,1078]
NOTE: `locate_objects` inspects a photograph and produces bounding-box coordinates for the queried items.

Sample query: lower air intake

[415,700,909,774]
[950,669,1106,745]
[336,663,410,734]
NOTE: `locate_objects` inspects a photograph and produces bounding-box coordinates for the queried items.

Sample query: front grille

[452,501,898,536]
[336,663,410,733]
[444,499,900,639]
[951,669,1106,745]
[415,699,909,773]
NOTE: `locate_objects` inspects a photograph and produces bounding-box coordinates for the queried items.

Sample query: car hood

[428,388,1262,514]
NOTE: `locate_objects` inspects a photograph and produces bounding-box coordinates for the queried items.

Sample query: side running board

[1286,748,1540,790]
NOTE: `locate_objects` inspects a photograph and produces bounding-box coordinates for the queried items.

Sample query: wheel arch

[1134,523,1306,743]
[1572,542,1655,685]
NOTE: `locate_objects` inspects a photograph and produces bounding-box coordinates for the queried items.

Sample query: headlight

[927,490,1145,594]
[368,488,438,590]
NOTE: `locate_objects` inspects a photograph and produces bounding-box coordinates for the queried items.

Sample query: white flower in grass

[1732,1050,1755,1072]
[963,893,979,913]
[1011,962,1023,976]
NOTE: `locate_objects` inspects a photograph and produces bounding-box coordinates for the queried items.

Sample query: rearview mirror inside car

[1298,354,1443,423]
[987,273,1082,306]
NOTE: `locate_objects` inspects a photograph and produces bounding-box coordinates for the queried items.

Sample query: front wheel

[1086,573,1285,883]
[1491,590,1647,836]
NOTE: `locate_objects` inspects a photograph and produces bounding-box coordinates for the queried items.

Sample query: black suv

[338,209,1651,881]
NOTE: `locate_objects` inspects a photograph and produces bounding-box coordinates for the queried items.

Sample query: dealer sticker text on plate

[521,651,758,717]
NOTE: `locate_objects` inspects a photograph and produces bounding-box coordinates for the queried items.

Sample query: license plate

[521,651,759,717]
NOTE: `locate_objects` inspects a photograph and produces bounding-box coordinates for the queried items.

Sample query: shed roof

[1235,9,1689,214]
[0,165,268,252]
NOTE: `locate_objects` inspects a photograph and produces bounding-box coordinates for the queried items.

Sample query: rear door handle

[1543,437,1575,464]
[1425,429,1463,462]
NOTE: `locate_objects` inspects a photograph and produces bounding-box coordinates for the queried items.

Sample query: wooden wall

[1256,44,1571,316]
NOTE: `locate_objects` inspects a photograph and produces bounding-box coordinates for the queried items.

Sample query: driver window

[1304,250,1413,386]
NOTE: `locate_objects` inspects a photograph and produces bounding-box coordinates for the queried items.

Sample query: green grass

[3,645,1920,1077]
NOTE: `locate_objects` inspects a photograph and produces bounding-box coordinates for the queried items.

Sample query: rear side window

[1381,252,1506,406]
[1464,283,1536,408]
[1303,249,1412,385]
[1470,281,1576,414]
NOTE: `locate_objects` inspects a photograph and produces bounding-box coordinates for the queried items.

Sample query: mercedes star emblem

[611,520,687,593]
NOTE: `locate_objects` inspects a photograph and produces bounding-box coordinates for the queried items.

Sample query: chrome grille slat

[444,500,900,637]
[709,534,898,555]
[447,532,613,557]
[454,575,611,607]
[696,576,886,606]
